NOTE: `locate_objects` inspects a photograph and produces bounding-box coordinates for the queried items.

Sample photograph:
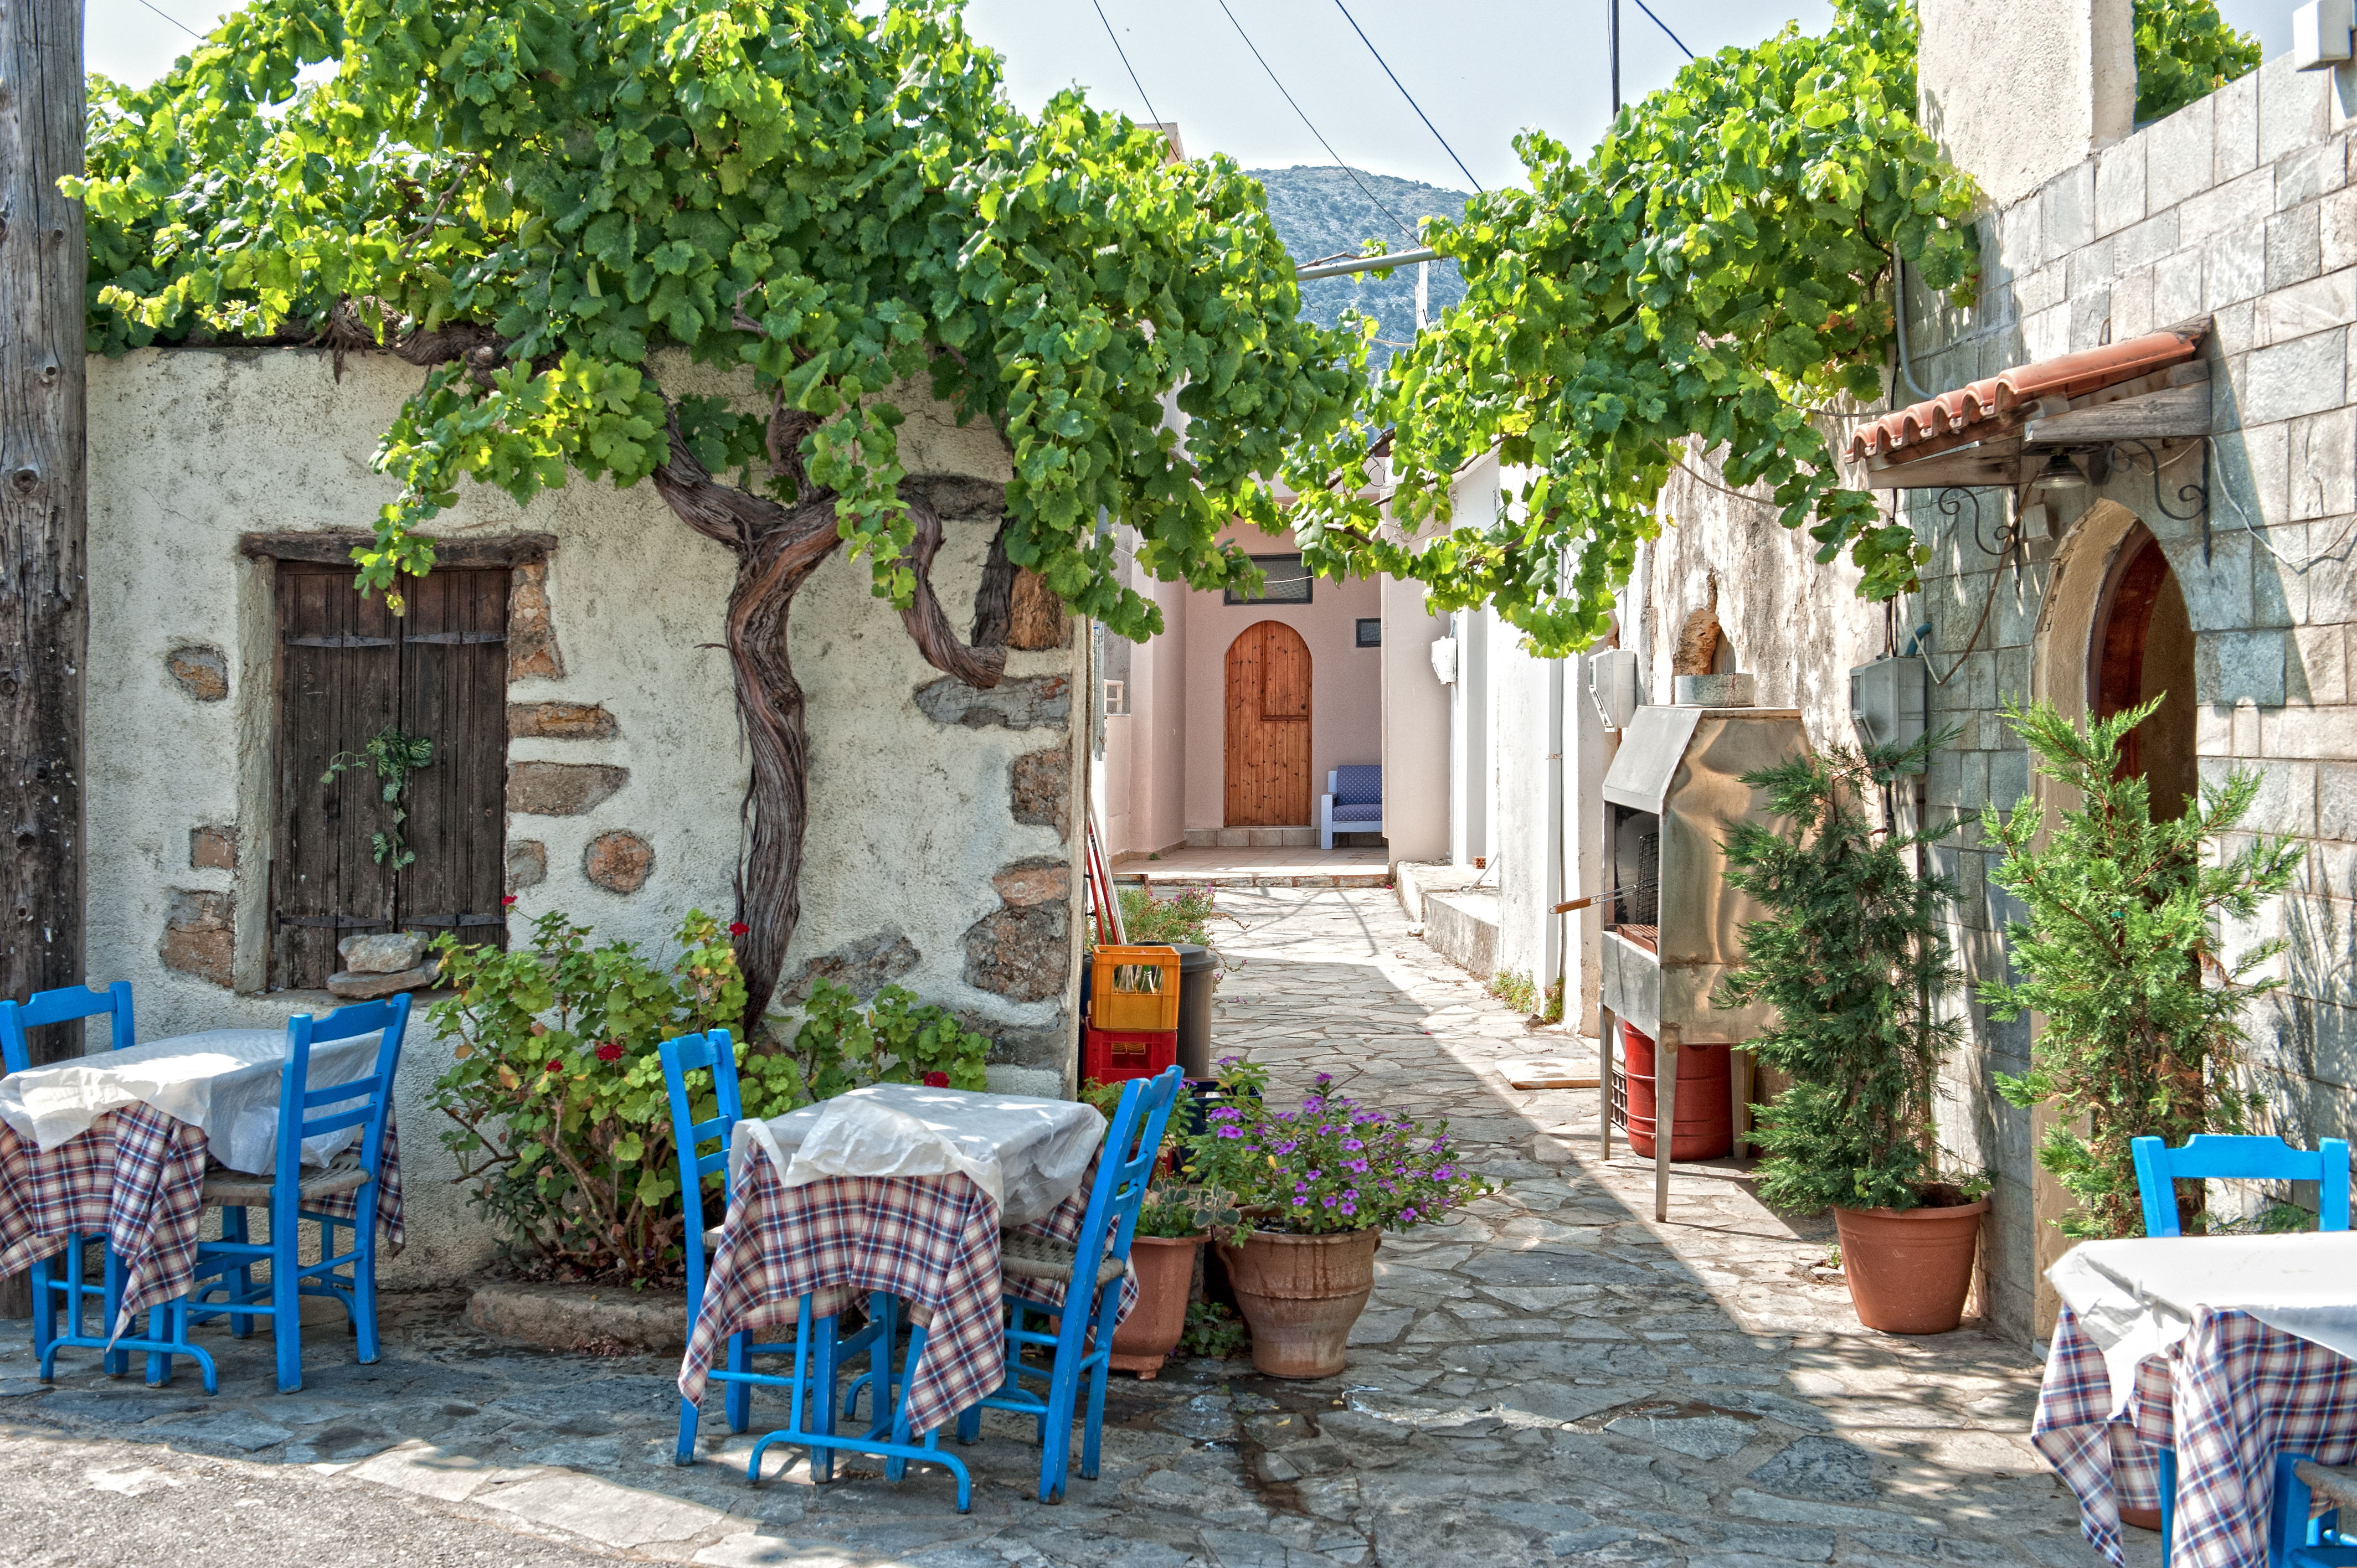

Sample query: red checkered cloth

[0,1106,404,1342]
[680,1145,1137,1441]
[2034,1303,2357,1568]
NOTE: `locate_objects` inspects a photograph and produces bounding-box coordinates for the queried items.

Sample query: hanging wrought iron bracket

[1938,485,2023,581]
[2109,438,2211,561]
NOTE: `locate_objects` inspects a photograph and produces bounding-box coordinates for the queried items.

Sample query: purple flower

[1315,1072,1334,1086]
[1342,1138,1363,1152]
[1217,1126,1244,1139]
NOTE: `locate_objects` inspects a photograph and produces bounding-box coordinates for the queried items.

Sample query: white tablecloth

[0,1028,384,1172]
[2047,1231,2357,1409]
[730,1084,1104,1227]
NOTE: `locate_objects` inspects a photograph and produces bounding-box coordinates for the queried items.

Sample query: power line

[1332,1,1480,193]
[1213,0,1416,243]
[134,0,203,37]
[1088,0,1164,131]
[1632,0,1695,60]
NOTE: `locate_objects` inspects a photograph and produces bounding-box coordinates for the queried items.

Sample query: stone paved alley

[0,886,2147,1567]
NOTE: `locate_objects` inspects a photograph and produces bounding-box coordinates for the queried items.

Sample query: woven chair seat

[998,1229,1125,1289]
[2297,1459,2357,1512]
[202,1156,370,1208]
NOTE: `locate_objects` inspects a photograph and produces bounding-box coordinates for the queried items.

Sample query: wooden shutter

[270,562,509,989]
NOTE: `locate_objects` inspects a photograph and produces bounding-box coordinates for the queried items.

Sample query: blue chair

[660,1032,925,1496]
[177,997,412,1393]
[958,1065,1183,1503]
[1,982,140,1380]
[2271,1453,2357,1567]
[2129,1133,2353,1555]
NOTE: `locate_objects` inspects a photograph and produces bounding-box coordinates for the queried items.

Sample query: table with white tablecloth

[2033,1232,2357,1568]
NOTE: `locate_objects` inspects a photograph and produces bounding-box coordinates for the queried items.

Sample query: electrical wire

[2208,435,2357,574]
[1631,0,1695,60]
[1214,0,1417,242]
[134,0,203,37]
[1088,0,1164,131]
[1332,1,1481,193]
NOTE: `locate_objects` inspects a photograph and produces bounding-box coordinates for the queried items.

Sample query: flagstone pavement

[0,886,2147,1567]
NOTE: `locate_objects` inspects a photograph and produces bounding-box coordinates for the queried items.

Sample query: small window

[1223,553,1313,606]
[1355,618,1382,647]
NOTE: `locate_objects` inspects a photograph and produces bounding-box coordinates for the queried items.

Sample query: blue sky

[88,0,2300,195]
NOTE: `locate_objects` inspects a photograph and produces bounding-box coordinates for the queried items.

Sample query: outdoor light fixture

[2036,453,2088,491]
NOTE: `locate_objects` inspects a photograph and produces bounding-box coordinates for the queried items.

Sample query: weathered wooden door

[1223,621,1312,826]
[272,563,510,988]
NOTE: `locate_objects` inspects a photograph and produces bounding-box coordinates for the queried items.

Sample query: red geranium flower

[728,921,750,937]
[923,1071,950,1089]
[502,894,518,906]
[595,1042,624,1062]
[545,1059,563,1074]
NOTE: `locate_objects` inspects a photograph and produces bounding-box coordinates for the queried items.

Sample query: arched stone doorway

[1224,620,1311,826]
[2091,525,2198,821]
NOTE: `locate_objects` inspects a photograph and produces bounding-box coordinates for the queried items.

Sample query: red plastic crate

[1083,1025,1177,1085]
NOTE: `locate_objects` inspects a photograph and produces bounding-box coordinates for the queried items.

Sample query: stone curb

[465,1279,687,1352]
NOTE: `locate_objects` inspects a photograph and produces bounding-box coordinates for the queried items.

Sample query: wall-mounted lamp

[2035,454,2087,491]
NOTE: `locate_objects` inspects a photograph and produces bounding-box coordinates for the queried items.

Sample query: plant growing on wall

[1987,699,2301,1240]
[1715,737,1966,1213]
[76,0,1364,1022]
[320,725,434,869]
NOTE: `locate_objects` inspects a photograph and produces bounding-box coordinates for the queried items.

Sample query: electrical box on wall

[1587,648,1641,730]
[1850,656,1927,768]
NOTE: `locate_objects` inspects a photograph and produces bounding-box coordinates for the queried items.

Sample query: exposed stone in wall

[167,644,228,702]
[781,926,922,1004]
[189,826,236,871]
[159,890,233,986]
[1672,606,1723,677]
[583,831,655,893]
[507,561,565,680]
[1007,570,1071,651]
[903,475,1007,519]
[509,702,617,740]
[957,1010,1069,1070]
[991,857,1070,907]
[961,903,1070,1003]
[914,673,1070,730]
[508,761,626,816]
[506,840,548,892]
[1010,743,1071,842]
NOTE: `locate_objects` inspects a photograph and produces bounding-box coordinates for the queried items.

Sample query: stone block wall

[85,348,1085,1281]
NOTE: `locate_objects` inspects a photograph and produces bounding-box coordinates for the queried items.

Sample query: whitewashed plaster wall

[85,348,1083,1283]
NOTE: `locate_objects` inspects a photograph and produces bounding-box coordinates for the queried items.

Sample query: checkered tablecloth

[679,1143,1137,1441]
[0,1106,403,1341]
[2034,1303,2357,1568]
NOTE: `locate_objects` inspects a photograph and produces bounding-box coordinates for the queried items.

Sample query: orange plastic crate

[1083,1026,1177,1085]
[1088,945,1182,1032]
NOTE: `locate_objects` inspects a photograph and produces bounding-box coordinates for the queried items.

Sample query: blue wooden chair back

[659,1029,742,1311]
[276,996,413,1197]
[2131,1134,2353,1237]
[0,981,135,1072]
[1070,1066,1186,1274]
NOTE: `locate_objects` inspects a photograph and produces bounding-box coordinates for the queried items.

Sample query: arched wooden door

[2091,527,2197,821]
[1224,621,1312,826]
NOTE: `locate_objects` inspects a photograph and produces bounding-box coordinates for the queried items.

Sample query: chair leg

[100,1244,129,1378]
[812,1312,840,1485]
[1081,1285,1118,1482]
[30,1257,58,1374]
[2158,1448,2176,1564]
[222,1208,255,1339]
[675,1394,703,1467]
[271,1211,303,1394]
[956,1404,981,1445]
[351,1213,380,1364]
[1037,1303,1089,1503]
[143,1306,176,1388]
[724,1331,753,1435]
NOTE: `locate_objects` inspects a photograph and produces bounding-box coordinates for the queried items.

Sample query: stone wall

[85,348,1085,1282]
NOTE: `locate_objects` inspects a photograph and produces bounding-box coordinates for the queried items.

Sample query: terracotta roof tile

[1847,325,2206,465]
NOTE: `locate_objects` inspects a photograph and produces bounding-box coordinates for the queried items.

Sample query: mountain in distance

[1248,165,1470,374]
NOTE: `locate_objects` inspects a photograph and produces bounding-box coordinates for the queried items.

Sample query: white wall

[1918,0,2134,208]
[1379,575,1450,864]
[85,348,1081,1282]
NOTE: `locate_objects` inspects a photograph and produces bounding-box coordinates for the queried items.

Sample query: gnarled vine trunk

[651,416,1012,1024]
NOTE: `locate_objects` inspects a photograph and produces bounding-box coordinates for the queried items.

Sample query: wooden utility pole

[0,0,86,1320]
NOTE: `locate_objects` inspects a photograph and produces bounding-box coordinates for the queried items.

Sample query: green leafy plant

[1488,970,1565,1022]
[1182,1060,1496,1234]
[1716,736,1967,1213]
[1134,1174,1244,1244]
[781,978,992,1103]
[1177,1301,1249,1360]
[2133,0,2261,123]
[426,909,750,1283]
[1986,699,2301,1240]
[320,725,433,869]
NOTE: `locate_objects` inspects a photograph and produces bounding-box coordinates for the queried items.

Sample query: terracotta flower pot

[1833,1198,1989,1335]
[1109,1235,1202,1379]
[1215,1228,1380,1379]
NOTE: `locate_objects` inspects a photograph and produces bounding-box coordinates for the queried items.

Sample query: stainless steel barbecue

[1594,674,1810,1218]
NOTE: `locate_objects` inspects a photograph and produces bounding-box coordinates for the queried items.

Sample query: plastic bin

[1084,1026,1179,1085]
[1089,945,1182,1032]
[1618,1020,1731,1161]
[1172,942,1217,1077]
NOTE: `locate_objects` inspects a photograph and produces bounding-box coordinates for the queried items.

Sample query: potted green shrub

[1182,1059,1494,1378]
[1108,1177,1241,1379]
[1716,737,1986,1335]
[1984,699,2299,1239]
